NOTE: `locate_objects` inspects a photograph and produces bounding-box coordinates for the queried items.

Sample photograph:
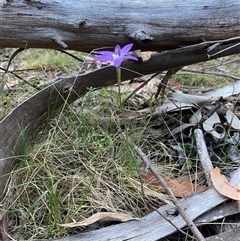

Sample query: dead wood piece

[194,128,213,186]
[155,67,181,99]
[0,1,240,51]
[195,201,240,225]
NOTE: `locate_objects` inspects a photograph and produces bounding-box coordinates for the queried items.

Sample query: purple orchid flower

[94,43,138,67]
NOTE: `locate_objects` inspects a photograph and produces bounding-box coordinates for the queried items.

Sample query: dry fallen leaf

[140,51,157,61]
[127,177,170,202]
[142,172,208,198]
[211,167,240,200]
[226,109,240,130]
[169,91,219,105]
[203,112,225,139]
[59,212,138,228]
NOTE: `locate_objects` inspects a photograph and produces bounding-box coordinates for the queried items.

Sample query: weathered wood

[194,128,213,186]
[0,0,240,51]
[195,201,240,225]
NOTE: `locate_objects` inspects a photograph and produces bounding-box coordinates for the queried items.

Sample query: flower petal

[114,58,124,67]
[123,55,138,61]
[94,43,137,67]
[114,45,121,55]
[96,50,114,56]
[94,55,114,62]
[120,43,133,56]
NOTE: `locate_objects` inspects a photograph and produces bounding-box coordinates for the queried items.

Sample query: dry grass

[5,89,171,239]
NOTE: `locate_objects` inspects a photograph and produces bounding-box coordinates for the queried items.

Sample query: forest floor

[0,48,240,240]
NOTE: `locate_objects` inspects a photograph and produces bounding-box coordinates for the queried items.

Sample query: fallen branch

[135,145,205,241]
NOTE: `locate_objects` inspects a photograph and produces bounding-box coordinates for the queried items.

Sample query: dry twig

[122,72,161,104]
[134,144,206,241]
[194,128,213,186]
[155,67,181,100]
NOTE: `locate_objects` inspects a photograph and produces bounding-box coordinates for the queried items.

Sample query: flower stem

[116,67,122,107]
[116,67,128,133]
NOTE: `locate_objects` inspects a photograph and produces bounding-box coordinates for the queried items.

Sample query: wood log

[0,0,240,52]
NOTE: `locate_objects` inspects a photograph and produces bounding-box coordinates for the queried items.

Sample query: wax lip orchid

[94,43,138,67]
[93,43,138,109]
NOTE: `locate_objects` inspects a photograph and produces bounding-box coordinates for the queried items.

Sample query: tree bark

[0,0,240,52]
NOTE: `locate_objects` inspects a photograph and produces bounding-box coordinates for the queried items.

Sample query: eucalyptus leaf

[226,109,240,130]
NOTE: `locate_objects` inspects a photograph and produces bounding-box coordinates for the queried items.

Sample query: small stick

[198,103,223,126]
[120,130,197,239]
[2,48,24,77]
[52,37,68,49]
[135,144,206,241]
[155,67,181,100]
[194,128,213,186]
[0,67,41,91]
[139,175,196,240]
[57,49,84,62]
